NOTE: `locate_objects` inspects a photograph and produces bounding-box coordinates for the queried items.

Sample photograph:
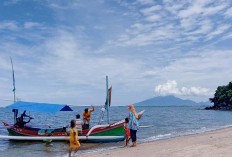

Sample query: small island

[206,81,232,110]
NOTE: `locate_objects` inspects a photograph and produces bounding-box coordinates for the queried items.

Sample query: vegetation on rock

[206,82,232,110]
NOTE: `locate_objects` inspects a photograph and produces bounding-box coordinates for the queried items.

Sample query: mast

[10,57,17,123]
[10,57,16,103]
[98,76,110,125]
[106,76,110,124]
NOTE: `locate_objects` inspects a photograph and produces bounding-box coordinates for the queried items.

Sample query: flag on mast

[108,86,112,106]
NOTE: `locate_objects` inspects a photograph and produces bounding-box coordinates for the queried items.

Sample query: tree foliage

[206,81,232,110]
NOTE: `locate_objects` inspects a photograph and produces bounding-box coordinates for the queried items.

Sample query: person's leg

[69,148,73,157]
[125,135,128,146]
[83,119,87,130]
[130,130,136,147]
[87,120,90,129]
[126,138,129,146]
[134,130,137,146]
[130,130,134,141]
[74,147,79,156]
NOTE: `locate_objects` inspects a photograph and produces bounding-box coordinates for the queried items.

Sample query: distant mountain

[134,95,211,106]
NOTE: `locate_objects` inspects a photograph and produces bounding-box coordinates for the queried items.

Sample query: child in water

[69,120,80,157]
[124,117,130,146]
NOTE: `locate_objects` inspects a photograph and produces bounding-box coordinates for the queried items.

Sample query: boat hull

[3,120,125,142]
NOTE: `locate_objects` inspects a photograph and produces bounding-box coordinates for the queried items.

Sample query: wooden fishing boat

[1,76,145,142]
[2,110,144,142]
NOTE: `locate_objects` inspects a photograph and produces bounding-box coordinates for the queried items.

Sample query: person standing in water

[83,105,95,129]
[124,117,130,146]
[128,104,139,147]
[69,120,80,157]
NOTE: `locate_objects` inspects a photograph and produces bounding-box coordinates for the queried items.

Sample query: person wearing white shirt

[75,114,83,135]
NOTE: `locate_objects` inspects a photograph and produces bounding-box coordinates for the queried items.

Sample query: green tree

[207,81,232,110]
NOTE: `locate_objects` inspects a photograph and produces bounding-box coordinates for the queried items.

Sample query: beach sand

[80,127,232,157]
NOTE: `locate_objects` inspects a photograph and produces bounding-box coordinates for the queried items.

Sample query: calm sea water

[1,105,232,156]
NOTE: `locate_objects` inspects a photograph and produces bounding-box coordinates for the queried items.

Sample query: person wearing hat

[128,104,139,147]
[83,105,95,129]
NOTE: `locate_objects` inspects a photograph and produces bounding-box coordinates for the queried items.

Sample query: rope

[0,98,14,102]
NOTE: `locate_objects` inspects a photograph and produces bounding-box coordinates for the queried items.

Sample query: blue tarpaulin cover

[7,101,73,114]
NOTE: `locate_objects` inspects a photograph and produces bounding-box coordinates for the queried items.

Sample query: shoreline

[79,127,232,157]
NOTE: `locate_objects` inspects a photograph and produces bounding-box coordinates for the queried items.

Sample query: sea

[1,105,232,157]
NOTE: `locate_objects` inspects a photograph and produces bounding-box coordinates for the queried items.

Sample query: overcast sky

[0,0,232,107]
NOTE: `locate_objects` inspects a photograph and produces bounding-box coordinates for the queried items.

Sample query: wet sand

[79,127,232,157]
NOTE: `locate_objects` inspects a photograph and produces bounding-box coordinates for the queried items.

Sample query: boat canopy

[7,101,73,114]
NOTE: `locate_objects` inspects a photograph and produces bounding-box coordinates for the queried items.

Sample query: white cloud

[0,21,19,31]
[178,4,203,18]
[145,14,161,22]
[180,17,198,31]
[178,1,226,18]
[140,5,162,16]
[129,23,154,34]
[222,32,232,40]
[136,0,155,5]
[224,7,232,17]
[24,22,41,29]
[206,24,231,40]
[155,80,211,96]
[186,19,212,35]
[114,23,177,47]
[155,80,180,96]
[111,1,231,48]
[0,54,12,70]
[203,4,227,16]
[181,87,210,96]
[3,0,20,6]
[47,0,80,9]
[164,3,184,15]
[143,70,158,76]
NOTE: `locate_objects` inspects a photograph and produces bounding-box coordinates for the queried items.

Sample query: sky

[0,0,232,107]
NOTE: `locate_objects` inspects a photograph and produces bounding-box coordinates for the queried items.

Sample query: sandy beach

[80,127,232,157]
